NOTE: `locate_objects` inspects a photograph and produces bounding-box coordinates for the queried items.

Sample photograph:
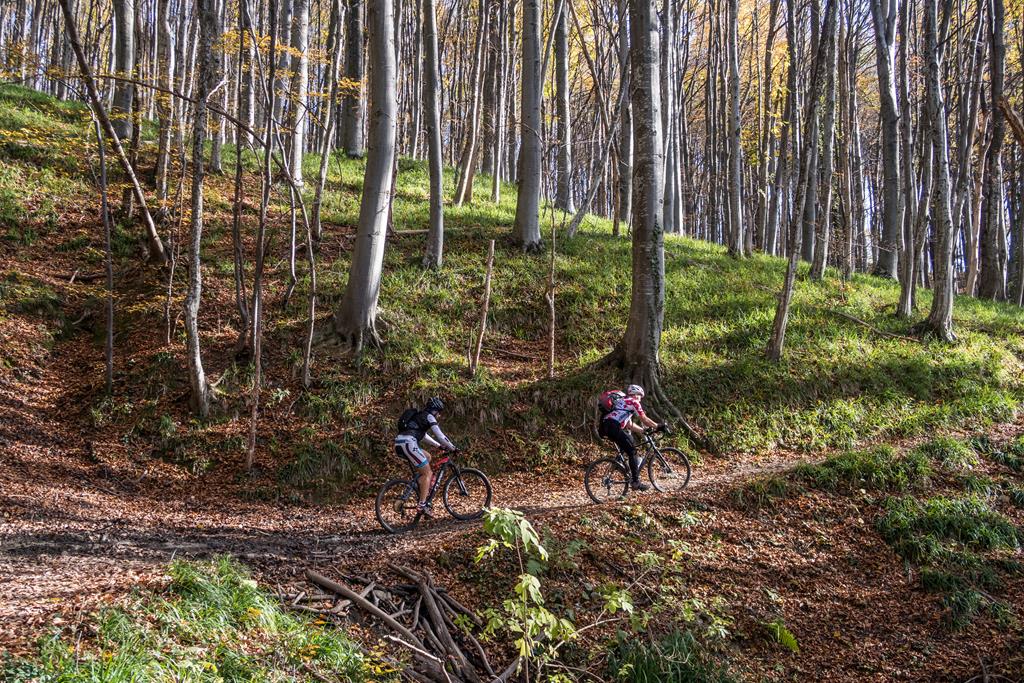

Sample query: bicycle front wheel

[375,479,421,533]
[648,447,692,493]
[443,468,492,520]
[584,457,630,504]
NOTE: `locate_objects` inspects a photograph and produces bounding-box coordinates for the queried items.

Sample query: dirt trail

[0,329,813,652]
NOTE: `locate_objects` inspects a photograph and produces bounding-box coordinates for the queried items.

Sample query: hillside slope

[2,84,1023,680]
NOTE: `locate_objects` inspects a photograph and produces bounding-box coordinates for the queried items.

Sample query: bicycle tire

[584,457,630,504]
[648,447,692,493]
[442,468,492,520]
[375,479,421,533]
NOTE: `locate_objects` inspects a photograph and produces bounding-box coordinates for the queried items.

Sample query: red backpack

[598,390,625,416]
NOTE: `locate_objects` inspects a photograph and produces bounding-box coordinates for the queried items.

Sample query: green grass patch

[796,445,932,492]
[912,437,979,471]
[876,495,1021,629]
[730,475,791,511]
[4,557,381,681]
[606,630,736,682]
[278,436,360,501]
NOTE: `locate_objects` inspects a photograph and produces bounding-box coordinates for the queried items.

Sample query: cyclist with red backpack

[598,385,667,491]
[394,397,458,517]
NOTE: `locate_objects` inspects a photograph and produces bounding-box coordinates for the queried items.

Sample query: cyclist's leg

[606,421,639,481]
[397,437,432,505]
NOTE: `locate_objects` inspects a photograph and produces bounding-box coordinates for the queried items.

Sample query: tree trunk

[333,0,397,350]
[979,0,1007,300]
[554,1,574,213]
[341,0,366,157]
[868,0,901,278]
[726,0,744,256]
[289,0,310,186]
[920,0,955,339]
[513,0,542,251]
[422,0,445,268]
[185,0,221,418]
[111,0,135,140]
[155,0,174,204]
[616,0,632,231]
[606,0,668,409]
[768,0,836,361]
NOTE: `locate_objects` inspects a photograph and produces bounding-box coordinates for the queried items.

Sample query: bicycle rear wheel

[443,468,492,520]
[375,479,421,533]
[584,457,630,504]
[648,447,692,493]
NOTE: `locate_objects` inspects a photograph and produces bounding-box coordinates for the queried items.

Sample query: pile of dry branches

[286,566,520,683]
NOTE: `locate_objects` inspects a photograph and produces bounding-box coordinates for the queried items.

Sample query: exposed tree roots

[600,346,713,454]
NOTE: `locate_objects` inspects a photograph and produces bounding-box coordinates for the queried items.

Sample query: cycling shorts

[395,435,428,468]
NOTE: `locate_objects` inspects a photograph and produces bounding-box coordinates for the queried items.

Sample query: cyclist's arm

[421,433,442,449]
[426,415,457,450]
[638,414,659,430]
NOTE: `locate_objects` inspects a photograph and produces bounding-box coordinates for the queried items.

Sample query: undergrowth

[3,557,381,682]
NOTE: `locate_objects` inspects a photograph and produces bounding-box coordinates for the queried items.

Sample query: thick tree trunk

[333,0,397,350]
[513,0,542,251]
[607,0,667,406]
[421,0,445,268]
[868,0,901,278]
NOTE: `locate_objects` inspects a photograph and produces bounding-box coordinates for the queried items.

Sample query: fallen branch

[829,309,919,342]
[305,570,424,650]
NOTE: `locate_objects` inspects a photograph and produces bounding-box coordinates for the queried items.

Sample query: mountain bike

[584,428,691,504]
[375,451,492,533]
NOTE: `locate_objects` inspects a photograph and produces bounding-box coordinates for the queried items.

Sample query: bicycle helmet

[625,384,645,398]
[425,396,445,413]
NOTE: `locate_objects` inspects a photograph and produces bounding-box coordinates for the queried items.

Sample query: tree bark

[185,0,221,418]
[421,0,445,268]
[868,0,901,278]
[289,0,310,186]
[726,0,745,256]
[512,0,542,251]
[333,0,397,350]
[554,1,574,213]
[979,0,1007,300]
[341,0,366,157]
[110,0,135,140]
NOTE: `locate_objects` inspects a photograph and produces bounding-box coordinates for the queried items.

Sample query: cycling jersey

[396,410,457,451]
[603,396,646,428]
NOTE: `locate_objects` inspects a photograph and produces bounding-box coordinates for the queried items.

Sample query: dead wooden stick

[437,590,484,628]
[490,657,522,683]
[829,309,918,342]
[305,570,424,650]
[394,565,482,683]
[470,240,496,377]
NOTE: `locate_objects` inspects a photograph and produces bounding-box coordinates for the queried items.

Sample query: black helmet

[425,397,445,413]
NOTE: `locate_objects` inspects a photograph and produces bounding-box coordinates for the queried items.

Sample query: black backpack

[396,407,420,432]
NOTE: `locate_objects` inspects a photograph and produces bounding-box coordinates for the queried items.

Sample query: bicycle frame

[402,455,455,506]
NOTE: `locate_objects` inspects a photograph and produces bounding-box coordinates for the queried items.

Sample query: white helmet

[625,384,645,398]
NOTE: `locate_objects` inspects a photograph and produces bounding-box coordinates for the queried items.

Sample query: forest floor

[2,84,1024,681]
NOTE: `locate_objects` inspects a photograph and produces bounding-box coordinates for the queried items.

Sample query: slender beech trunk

[768,0,836,362]
[554,1,574,213]
[422,0,446,268]
[312,0,343,243]
[155,0,174,204]
[111,0,135,139]
[333,0,397,350]
[185,0,221,418]
[341,0,365,157]
[921,0,955,339]
[979,0,1007,300]
[58,0,167,265]
[616,0,632,231]
[289,0,310,186]
[726,0,744,256]
[869,0,901,278]
[513,0,542,251]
